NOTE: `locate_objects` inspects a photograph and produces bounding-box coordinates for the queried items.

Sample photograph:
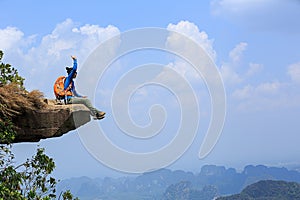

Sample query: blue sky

[1,0,300,179]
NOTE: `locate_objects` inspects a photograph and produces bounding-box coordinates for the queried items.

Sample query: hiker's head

[66,67,77,78]
[66,67,72,74]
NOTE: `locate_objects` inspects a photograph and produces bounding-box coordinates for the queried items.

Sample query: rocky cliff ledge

[0,84,91,143]
[14,100,91,143]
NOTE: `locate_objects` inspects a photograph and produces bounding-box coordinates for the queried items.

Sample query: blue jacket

[64,59,82,99]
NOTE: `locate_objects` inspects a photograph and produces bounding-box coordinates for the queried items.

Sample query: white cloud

[220,42,248,85]
[151,64,204,112]
[163,20,220,89]
[232,84,253,100]
[2,18,298,114]
[229,42,247,64]
[220,63,243,85]
[220,43,264,85]
[167,20,216,61]
[230,61,300,111]
[220,43,300,111]
[0,26,24,51]
[145,21,216,110]
[246,63,263,77]
[256,81,281,95]
[73,24,118,40]
[36,19,120,60]
[136,21,217,115]
[165,61,201,82]
[287,62,300,83]
[232,81,291,111]
[0,19,120,97]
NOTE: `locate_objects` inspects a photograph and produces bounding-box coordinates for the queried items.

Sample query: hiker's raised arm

[64,56,77,90]
[71,56,77,71]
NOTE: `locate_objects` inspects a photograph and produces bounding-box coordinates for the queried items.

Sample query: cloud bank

[0,19,120,96]
[1,19,299,112]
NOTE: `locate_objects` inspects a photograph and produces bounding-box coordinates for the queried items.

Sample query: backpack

[53,76,73,101]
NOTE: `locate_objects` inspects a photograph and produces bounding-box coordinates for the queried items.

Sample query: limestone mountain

[217,180,300,200]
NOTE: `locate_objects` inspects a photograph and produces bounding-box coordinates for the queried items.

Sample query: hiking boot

[98,111,106,116]
[93,111,106,120]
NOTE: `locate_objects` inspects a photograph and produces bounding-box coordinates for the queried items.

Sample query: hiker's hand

[71,55,77,60]
[82,96,87,98]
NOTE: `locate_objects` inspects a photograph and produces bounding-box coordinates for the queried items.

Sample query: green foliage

[0,50,24,88]
[20,148,56,199]
[0,49,23,143]
[0,143,79,200]
[0,118,16,143]
[0,50,78,200]
[0,146,53,199]
[61,190,79,200]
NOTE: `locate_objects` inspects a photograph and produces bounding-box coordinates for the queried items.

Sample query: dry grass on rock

[0,84,47,121]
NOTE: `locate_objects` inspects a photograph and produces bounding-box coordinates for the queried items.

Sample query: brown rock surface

[0,85,91,143]
[13,101,91,142]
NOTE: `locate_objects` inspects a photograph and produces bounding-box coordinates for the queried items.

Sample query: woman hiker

[55,55,105,120]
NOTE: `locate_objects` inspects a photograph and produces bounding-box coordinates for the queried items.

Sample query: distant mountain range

[57,165,300,200]
[217,180,300,200]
